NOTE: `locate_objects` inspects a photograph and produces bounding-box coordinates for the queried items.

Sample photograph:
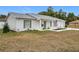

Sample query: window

[24,20,31,28]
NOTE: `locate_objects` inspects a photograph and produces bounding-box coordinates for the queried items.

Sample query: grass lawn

[0,30,79,52]
[68,24,79,28]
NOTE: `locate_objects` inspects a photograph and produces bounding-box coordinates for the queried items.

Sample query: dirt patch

[0,31,79,52]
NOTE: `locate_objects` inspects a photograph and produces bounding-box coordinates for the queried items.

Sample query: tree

[52,12,58,17]
[38,11,47,15]
[39,6,54,16]
[62,12,67,20]
[65,12,76,26]
[76,15,79,20]
[58,9,62,19]
[47,6,53,13]
[55,9,67,21]
[47,6,54,16]
[3,23,10,33]
[67,12,76,22]
[59,9,63,14]
[38,6,77,25]
[0,15,6,18]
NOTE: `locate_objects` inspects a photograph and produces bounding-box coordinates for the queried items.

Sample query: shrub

[3,23,10,33]
[47,27,50,29]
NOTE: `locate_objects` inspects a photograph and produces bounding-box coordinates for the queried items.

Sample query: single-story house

[0,18,6,29]
[6,12,65,32]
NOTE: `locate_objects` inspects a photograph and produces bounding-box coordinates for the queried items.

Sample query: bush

[3,23,10,33]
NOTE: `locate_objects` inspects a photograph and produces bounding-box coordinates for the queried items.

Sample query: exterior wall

[7,15,16,31]
[15,19,65,32]
[60,21,65,28]
[31,20,41,30]
[51,20,58,29]
[51,20,65,29]
[15,19,24,31]
[41,20,51,29]
[15,19,32,32]
[46,21,51,29]
[57,20,65,28]
[0,21,5,29]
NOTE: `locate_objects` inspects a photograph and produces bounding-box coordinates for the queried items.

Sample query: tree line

[0,15,6,18]
[38,6,79,25]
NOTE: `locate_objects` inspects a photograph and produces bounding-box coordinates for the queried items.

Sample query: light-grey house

[7,12,65,32]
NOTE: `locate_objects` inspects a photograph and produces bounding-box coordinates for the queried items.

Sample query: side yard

[0,30,79,52]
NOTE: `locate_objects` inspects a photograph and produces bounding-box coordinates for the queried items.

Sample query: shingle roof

[8,12,64,21]
[9,12,36,20]
[28,13,65,21]
[28,13,58,21]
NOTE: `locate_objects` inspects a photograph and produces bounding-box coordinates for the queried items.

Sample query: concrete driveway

[52,28,79,32]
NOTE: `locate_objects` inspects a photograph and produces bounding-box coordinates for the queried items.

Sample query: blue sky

[0,6,79,16]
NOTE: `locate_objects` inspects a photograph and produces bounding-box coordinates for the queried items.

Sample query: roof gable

[9,12,36,20]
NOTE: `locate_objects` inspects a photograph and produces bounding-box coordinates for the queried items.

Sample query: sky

[0,6,79,16]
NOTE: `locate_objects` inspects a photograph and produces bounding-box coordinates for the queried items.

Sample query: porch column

[40,20,41,30]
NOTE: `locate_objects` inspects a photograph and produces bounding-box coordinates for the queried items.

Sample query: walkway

[52,28,79,32]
